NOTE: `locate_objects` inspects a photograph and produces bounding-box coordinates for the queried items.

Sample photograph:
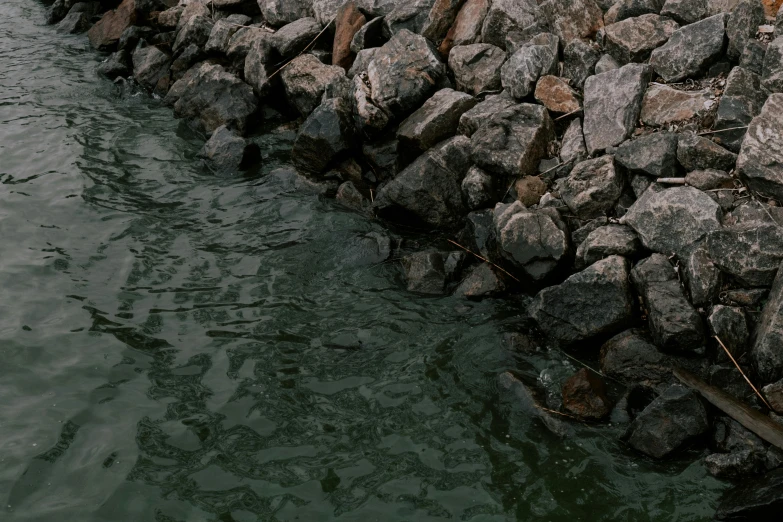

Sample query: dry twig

[446,239,520,283]
[715,335,772,410]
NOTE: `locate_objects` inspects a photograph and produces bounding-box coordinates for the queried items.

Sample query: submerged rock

[715,468,783,520]
[454,263,507,298]
[199,125,260,174]
[562,368,612,420]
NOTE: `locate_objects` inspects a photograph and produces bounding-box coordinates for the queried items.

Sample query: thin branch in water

[446,239,521,283]
[715,335,772,410]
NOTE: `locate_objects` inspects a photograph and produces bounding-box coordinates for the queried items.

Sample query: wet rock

[292,98,356,175]
[199,125,260,174]
[661,0,709,24]
[493,201,569,281]
[97,50,131,80]
[366,30,445,122]
[540,0,604,44]
[271,18,322,59]
[332,2,366,71]
[459,208,494,257]
[132,45,171,92]
[375,136,471,228]
[715,66,766,152]
[615,132,679,178]
[46,0,76,25]
[752,264,783,382]
[562,368,612,420]
[448,43,506,96]
[715,468,783,520]
[470,103,554,178]
[639,84,712,127]
[707,225,783,287]
[402,251,449,294]
[708,305,749,357]
[562,39,601,90]
[439,0,488,54]
[461,166,495,210]
[500,33,558,100]
[625,384,709,458]
[56,11,90,34]
[498,371,573,437]
[583,63,650,155]
[454,263,507,298]
[259,0,314,27]
[170,44,203,83]
[349,16,385,53]
[624,186,722,256]
[244,37,276,98]
[604,14,679,65]
[362,137,398,181]
[457,92,516,137]
[87,0,137,50]
[514,176,546,207]
[649,14,727,83]
[600,329,682,384]
[576,225,642,269]
[165,62,258,135]
[726,0,766,61]
[397,89,477,159]
[335,181,369,211]
[680,239,721,307]
[173,14,213,54]
[737,94,783,201]
[559,156,623,220]
[678,133,737,172]
[559,118,587,166]
[480,0,543,50]
[281,54,346,117]
[531,255,635,345]
[534,76,581,114]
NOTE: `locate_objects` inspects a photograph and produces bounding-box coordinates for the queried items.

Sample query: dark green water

[0,2,727,520]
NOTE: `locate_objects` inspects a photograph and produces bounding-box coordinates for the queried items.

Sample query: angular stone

[600,329,683,384]
[349,16,384,53]
[559,156,623,220]
[272,18,322,59]
[737,94,783,201]
[375,136,471,228]
[562,368,612,420]
[97,50,131,80]
[562,39,601,90]
[540,0,604,44]
[604,14,679,64]
[726,0,765,61]
[661,0,710,24]
[292,98,356,175]
[397,89,477,159]
[740,38,767,76]
[707,225,783,287]
[681,239,722,307]
[205,17,250,55]
[560,118,587,166]
[46,0,77,25]
[333,2,366,71]
[199,125,260,174]
[686,169,734,191]
[157,6,183,30]
[625,384,709,459]
[595,53,621,74]
[448,43,506,96]
[402,251,448,294]
[281,54,346,117]
[534,76,580,114]
[583,64,650,155]
[172,14,213,54]
[640,84,712,127]
[615,132,679,178]
[531,255,635,345]
[352,74,390,136]
[132,45,171,92]
[258,0,314,27]
[312,0,344,25]
[623,186,722,256]
[470,103,555,178]
[439,0,489,54]
[461,166,495,210]
[244,37,276,97]
[650,14,727,83]
[420,0,466,45]
[632,254,706,353]
[607,0,666,23]
[454,263,507,298]
[678,133,737,172]
[347,47,376,78]
[576,225,642,268]
[87,0,137,50]
[226,27,270,69]
[56,11,90,34]
[714,66,766,152]
[457,92,516,137]
[480,0,543,49]
[709,305,749,358]
[383,0,437,36]
[763,380,783,413]
[715,468,783,520]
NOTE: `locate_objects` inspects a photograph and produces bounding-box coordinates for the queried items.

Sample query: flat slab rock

[640,84,712,127]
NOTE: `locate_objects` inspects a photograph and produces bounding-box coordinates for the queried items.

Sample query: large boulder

[558,156,624,220]
[87,0,137,50]
[272,17,322,59]
[374,136,471,228]
[583,64,650,154]
[132,45,172,92]
[439,0,489,53]
[530,255,635,345]
[604,14,679,64]
[457,92,516,137]
[726,0,765,61]
[205,16,253,55]
[492,201,570,281]
[164,63,259,135]
[500,33,559,100]
[448,43,507,96]
[736,94,783,201]
[281,55,347,117]
[649,13,727,82]
[292,98,356,175]
[470,104,554,178]
[540,0,604,44]
[622,186,722,256]
[480,0,543,49]
[258,0,314,27]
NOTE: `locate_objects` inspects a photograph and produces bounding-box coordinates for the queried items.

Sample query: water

[0,2,727,520]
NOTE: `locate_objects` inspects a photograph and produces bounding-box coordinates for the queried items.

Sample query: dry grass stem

[715,335,772,410]
[446,239,521,283]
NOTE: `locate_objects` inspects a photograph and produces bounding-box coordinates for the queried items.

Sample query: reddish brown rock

[534,75,581,114]
[540,0,604,44]
[562,368,612,420]
[332,2,366,71]
[422,0,467,46]
[515,176,547,206]
[88,0,137,50]
[764,0,783,18]
[438,0,489,56]
[640,84,712,127]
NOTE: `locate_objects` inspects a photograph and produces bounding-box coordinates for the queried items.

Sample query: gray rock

[539,0,605,44]
[707,225,783,287]
[132,45,172,92]
[164,62,258,135]
[470,103,555,178]
[349,16,385,53]
[46,0,76,25]
[685,169,734,191]
[639,84,712,127]
[649,13,727,83]
[715,66,766,152]
[292,98,356,175]
[625,384,709,458]
[170,44,203,83]
[576,225,642,269]
[530,255,635,345]
[226,26,269,69]
[607,0,666,22]
[600,329,700,385]
[615,132,679,178]
[258,0,314,27]
[362,137,399,181]
[736,94,783,201]
[571,217,610,246]
[661,0,709,24]
[678,136,736,178]
[763,379,783,413]
[454,263,507,298]
[352,74,390,136]
[347,48,377,78]
[715,468,783,520]
[500,33,559,100]
[457,92,516,137]
[205,18,250,55]
[459,208,494,257]
[97,50,131,80]
[594,53,621,74]
[706,449,770,479]
[559,118,587,166]
[726,0,765,61]
[199,125,260,174]
[173,14,213,54]
[461,166,495,210]
[631,254,706,353]
[480,0,543,50]
[740,38,767,76]
[273,17,323,59]
[583,63,650,155]
[604,14,679,65]
[118,25,155,53]
[562,39,601,90]
[559,156,624,220]
[244,37,276,97]
[374,136,471,228]
[382,0,436,36]
[313,0,345,26]
[402,251,448,294]
[397,88,477,158]
[366,29,445,121]
[681,239,722,307]
[281,54,346,117]
[709,305,749,358]
[55,11,90,34]
[623,186,722,256]
[448,43,507,96]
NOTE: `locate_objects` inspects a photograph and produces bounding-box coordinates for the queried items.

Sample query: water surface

[0,2,725,520]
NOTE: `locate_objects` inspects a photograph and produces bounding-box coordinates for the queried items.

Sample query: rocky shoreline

[44,0,783,518]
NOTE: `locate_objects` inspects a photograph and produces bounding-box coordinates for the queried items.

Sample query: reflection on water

[0,2,725,520]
